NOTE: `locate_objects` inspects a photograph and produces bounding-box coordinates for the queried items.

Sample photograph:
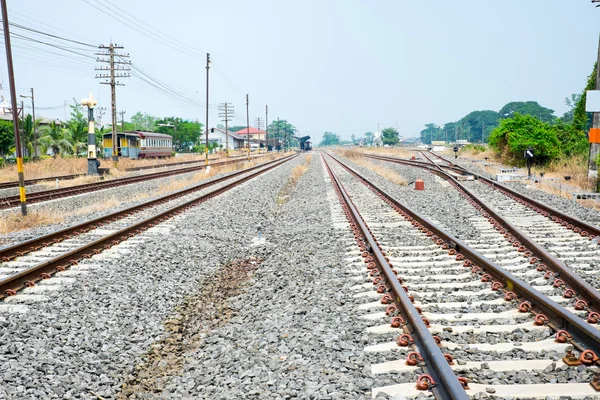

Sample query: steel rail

[0,155,295,261]
[0,156,273,209]
[365,152,600,313]
[0,154,297,300]
[0,154,266,190]
[326,151,600,360]
[322,153,469,400]
[427,150,600,238]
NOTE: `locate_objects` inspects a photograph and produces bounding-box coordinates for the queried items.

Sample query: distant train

[102,131,173,159]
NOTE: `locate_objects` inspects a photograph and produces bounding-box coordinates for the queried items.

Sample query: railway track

[0,154,297,301]
[363,152,600,313]
[0,154,272,210]
[322,152,600,399]
[0,153,265,190]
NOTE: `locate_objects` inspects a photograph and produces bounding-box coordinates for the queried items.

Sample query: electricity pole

[218,102,233,156]
[246,94,250,160]
[444,126,448,143]
[205,53,210,165]
[254,117,263,152]
[20,88,37,158]
[119,110,126,132]
[96,42,130,167]
[265,105,269,152]
[1,0,26,215]
[589,34,600,191]
[277,117,280,152]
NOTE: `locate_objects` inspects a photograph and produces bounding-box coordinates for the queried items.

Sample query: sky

[1,0,600,143]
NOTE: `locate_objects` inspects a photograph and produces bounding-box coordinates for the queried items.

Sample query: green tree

[39,121,73,157]
[364,131,374,145]
[319,131,340,146]
[130,111,157,131]
[573,63,596,133]
[381,127,400,145]
[420,123,442,144]
[0,120,14,158]
[66,99,88,156]
[229,125,248,133]
[488,113,561,164]
[458,110,501,143]
[561,93,581,124]
[499,101,555,123]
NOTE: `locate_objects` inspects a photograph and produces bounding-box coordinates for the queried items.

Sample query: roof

[102,132,141,138]
[204,127,246,141]
[233,127,265,135]
[130,131,172,139]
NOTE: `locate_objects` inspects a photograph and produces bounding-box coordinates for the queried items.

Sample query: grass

[0,210,64,234]
[0,153,286,235]
[0,151,266,183]
[336,149,408,186]
[276,155,311,204]
[351,146,415,159]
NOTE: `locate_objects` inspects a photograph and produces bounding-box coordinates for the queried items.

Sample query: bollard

[415,179,424,190]
[56,178,59,189]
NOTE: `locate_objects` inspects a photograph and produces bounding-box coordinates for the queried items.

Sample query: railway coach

[102,131,173,159]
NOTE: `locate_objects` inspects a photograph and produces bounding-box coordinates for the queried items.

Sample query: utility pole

[265,105,269,152]
[96,106,106,128]
[246,94,250,160]
[254,117,263,152]
[1,0,26,215]
[218,102,233,156]
[82,93,99,175]
[20,88,37,157]
[205,53,210,165]
[589,34,600,192]
[119,110,126,132]
[277,117,280,152]
[96,43,130,167]
[444,126,448,143]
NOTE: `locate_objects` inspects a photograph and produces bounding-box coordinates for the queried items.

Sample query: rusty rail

[0,155,272,210]
[365,152,600,314]
[0,154,297,300]
[322,153,469,399]
[326,151,600,361]
[0,155,295,261]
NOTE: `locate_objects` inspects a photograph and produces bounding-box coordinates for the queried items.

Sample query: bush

[489,113,561,165]
[0,158,4,168]
[460,144,486,154]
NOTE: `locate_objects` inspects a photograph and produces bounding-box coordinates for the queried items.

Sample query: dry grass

[531,155,592,191]
[38,175,101,189]
[0,157,87,183]
[345,146,415,159]
[0,210,64,234]
[276,155,312,204]
[336,149,408,186]
[0,154,287,234]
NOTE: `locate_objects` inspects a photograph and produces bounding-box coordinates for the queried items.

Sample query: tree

[419,123,442,144]
[364,131,374,145]
[573,63,596,133]
[488,113,561,165]
[0,120,13,158]
[39,121,73,157]
[229,125,247,133]
[458,110,501,143]
[130,111,157,131]
[561,93,581,123]
[499,101,555,123]
[66,99,87,156]
[319,131,340,146]
[381,127,400,145]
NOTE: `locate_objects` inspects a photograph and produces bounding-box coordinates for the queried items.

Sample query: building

[234,126,266,141]
[102,131,172,158]
[203,127,246,150]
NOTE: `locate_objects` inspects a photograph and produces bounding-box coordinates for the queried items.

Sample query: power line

[0,20,96,47]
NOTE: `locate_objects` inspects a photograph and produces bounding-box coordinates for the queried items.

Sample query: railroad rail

[0,153,265,190]
[0,154,297,299]
[364,152,600,315]
[322,152,600,398]
[0,155,272,210]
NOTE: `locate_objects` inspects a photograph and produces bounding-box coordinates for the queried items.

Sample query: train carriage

[102,131,172,159]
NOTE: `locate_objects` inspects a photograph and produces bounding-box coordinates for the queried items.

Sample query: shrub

[489,113,561,165]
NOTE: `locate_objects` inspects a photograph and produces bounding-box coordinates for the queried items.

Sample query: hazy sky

[2,1,600,142]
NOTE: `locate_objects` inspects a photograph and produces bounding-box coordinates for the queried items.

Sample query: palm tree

[39,121,73,157]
